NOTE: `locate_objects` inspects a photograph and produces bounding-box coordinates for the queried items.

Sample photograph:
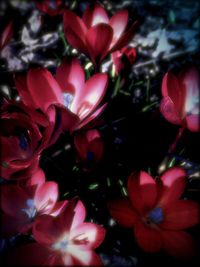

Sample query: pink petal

[158,167,186,207]
[25,168,46,187]
[186,114,200,132]
[27,68,63,113]
[56,57,85,97]
[160,96,182,125]
[34,181,58,213]
[128,171,157,213]
[161,230,197,258]
[134,221,162,253]
[108,198,138,228]
[71,200,86,229]
[86,23,113,65]
[1,185,30,217]
[0,21,13,51]
[63,10,88,54]
[83,3,109,28]
[74,73,108,120]
[67,248,103,266]
[161,200,199,230]
[70,222,106,250]
[110,10,128,46]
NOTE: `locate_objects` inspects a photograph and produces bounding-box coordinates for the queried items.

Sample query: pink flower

[15,58,108,132]
[0,21,13,52]
[1,173,65,236]
[74,129,104,167]
[0,101,61,180]
[9,199,106,266]
[108,167,200,258]
[63,3,138,66]
[112,46,136,74]
[160,67,200,132]
[35,0,65,16]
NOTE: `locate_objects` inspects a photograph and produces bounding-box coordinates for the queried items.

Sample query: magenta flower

[0,21,13,52]
[1,174,65,236]
[160,67,200,132]
[108,167,200,258]
[0,101,61,180]
[63,3,137,66]
[9,199,106,266]
[35,0,65,16]
[15,57,108,132]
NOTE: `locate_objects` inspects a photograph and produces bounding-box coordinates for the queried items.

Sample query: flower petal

[161,230,197,258]
[27,68,63,113]
[128,171,157,213]
[0,21,13,51]
[25,168,46,187]
[110,10,128,45]
[186,114,200,132]
[71,200,86,229]
[160,96,182,125]
[83,3,109,28]
[108,198,138,228]
[161,200,199,230]
[86,23,113,65]
[134,221,162,253]
[63,10,88,54]
[34,181,58,213]
[158,167,186,207]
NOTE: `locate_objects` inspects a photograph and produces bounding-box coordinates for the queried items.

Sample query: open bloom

[9,199,106,266]
[74,129,104,167]
[15,57,108,132]
[35,0,65,16]
[63,3,137,66]
[160,67,200,132]
[0,21,13,52]
[0,101,61,180]
[1,174,65,236]
[108,167,200,258]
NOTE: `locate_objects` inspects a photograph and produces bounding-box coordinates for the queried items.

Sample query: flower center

[63,93,73,109]
[147,207,164,224]
[52,235,69,253]
[19,133,28,150]
[21,199,37,219]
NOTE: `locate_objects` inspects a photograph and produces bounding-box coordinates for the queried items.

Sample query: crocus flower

[0,21,13,52]
[15,57,108,132]
[63,3,137,66]
[111,46,136,74]
[0,101,61,180]
[108,167,200,258]
[160,67,200,132]
[9,199,106,266]
[74,129,104,167]
[1,177,65,236]
[35,0,65,16]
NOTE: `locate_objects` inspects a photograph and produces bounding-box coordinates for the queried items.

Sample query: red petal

[1,185,30,217]
[70,222,105,249]
[161,200,200,230]
[128,171,157,213]
[74,73,108,120]
[161,230,197,258]
[86,23,113,64]
[158,167,186,207]
[25,168,46,187]
[34,181,58,213]
[0,21,13,51]
[108,198,138,228]
[160,96,182,125]
[186,114,200,132]
[27,68,63,112]
[83,3,109,28]
[134,221,162,253]
[63,10,88,54]
[56,57,85,98]
[50,200,68,217]
[110,10,128,46]
[59,105,79,132]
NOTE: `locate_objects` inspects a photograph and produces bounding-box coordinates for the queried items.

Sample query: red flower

[1,174,65,236]
[112,46,136,74]
[74,129,104,166]
[0,101,61,180]
[108,167,200,258]
[160,67,200,132]
[9,199,106,266]
[15,58,108,132]
[0,21,13,52]
[35,0,65,16]
[63,3,137,66]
